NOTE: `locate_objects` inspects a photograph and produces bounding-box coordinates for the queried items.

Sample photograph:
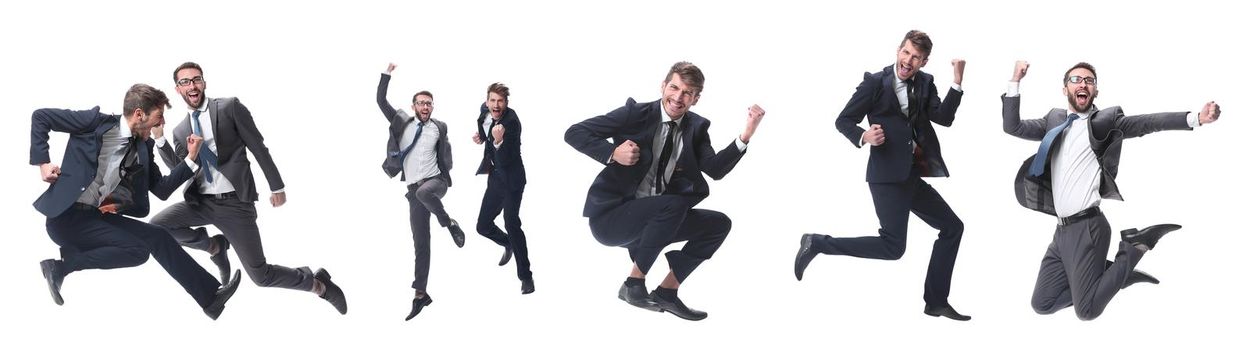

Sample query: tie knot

[665,121,677,128]
[1067,113,1080,121]
[192,110,201,118]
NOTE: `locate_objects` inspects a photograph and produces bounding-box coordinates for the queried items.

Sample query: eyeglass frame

[176,76,205,87]
[1065,75,1097,85]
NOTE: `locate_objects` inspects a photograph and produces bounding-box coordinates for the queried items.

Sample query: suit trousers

[150,194,315,291]
[1030,211,1144,320]
[476,173,532,280]
[47,205,220,307]
[588,195,731,283]
[809,167,964,306]
[406,177,452,291]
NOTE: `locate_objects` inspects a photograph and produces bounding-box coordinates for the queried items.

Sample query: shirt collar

[659,101,684,125]
[187,98,209,117]
[1067,107,1094,120]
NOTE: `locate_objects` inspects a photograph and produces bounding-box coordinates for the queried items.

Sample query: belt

[196,191,237,200]
[407,176,440,190]
[70,202,98,211]
[1058,206,1101,226]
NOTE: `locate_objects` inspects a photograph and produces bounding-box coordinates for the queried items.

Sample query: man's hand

[1199,101,1221,125]
[862,124,885,146]
[151,121,165,139]
[270,192,287,207]
[952,59,966,86]
[39,163,61,183]
[612,140,640,166]
[740,104,765,143]
[472,132,484,145]
[98,203,120,214]
[186,134,203,162]
[1011,60,1029,82]
[491,124,505,144]
[386,63,397,74]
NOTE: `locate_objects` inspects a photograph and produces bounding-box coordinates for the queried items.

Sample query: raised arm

[1002,61,1049,140]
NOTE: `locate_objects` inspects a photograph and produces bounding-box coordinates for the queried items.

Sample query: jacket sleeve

[31,107,103,165]
[1001,94,1049,141]
[566,98,636,164]
[229,99,286,192]
[834,73,877,148]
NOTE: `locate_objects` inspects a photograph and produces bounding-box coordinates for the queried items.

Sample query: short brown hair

[899,30,933,58]
[663,61,705,95]
[1064,62,1097,82]
[412,91,433,104]
[173,61,203,81]
[123,84,171,116]
[487,83,510,101]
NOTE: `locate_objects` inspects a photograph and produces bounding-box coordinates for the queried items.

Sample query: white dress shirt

[78,120,133,206]
[634,104,747,198]
[401,118,442,184]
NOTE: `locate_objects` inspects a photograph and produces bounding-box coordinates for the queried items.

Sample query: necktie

[487,118,498,145]
[397,120,425,181]
[102,136,140,208]
[190,110,219,183]
[655,121,678,195]
[1028,113,1081,177]
[905,78,918,122]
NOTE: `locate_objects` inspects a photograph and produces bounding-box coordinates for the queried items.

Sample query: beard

[1067,94,1094,113]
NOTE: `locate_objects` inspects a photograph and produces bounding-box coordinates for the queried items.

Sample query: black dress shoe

[204,270,242,320]
[40,259,65,306]
[617,282,660,311]
[649,291,708,321]
[1120,224,1181,250]
[795,234,818,281]
[448,220,466,248]
[520,278,535,294]
[208,233,232,284]
[924,304,971,321]
[314,268,348,315]
[405,295,433,321]
[498,245,513,266]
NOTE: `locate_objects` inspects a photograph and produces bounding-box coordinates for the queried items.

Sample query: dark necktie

[1028,113,1081,177]
[102,136,141,209]
[905,78,919,122]
[397,120,426,181]
[655,121,678,195]
[190,110,219,183]
[487,118,498,145]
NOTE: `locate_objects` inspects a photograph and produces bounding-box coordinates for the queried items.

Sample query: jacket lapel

[881,66,904,118]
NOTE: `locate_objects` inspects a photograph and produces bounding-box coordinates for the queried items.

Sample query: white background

[1,1,1244,348]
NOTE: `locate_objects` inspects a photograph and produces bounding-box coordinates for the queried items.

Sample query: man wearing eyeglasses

[32,84,242,319]
[565,61,765,321]
[793,30,971,321]
[1003,61,1221,320]
[377,63,465,321]
[471,83,534,295]
[150,62,348,315]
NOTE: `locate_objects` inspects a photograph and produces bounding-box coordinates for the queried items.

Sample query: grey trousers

[406,178,452,291]
[1030,211,1144,320]
[150,194,315,291]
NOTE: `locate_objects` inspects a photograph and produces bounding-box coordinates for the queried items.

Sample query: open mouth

[1075,90,1089,105]
[899,65,913,77]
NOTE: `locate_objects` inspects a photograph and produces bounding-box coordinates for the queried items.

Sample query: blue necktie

[1028,113,1081,177]
[397,120,425,180]
[190,110,219,183]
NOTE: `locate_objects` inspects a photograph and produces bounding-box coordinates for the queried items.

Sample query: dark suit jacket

[835,65,962,183]
[475,104,526,191]
[156,97,285,203]
[565,98,746,218]
[31,108,193,218]
[376,73,453,185]
[1002,95,1191,216]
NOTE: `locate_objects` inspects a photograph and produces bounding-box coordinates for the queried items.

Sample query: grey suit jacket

[1002,94,1191,216]
[375,73,452,185]
[157,97,285,203]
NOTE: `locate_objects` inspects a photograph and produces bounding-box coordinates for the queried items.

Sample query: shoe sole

[40,261,64,306]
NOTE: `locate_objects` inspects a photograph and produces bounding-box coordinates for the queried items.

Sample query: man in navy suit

[1004,60,1220,320]
[566,62,765,321]
[471,83,534,294]
[793,30,971,321]
[32,84,241,319]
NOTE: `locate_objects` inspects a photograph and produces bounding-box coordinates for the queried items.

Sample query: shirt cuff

[1006,82,1020,97]
[1187,110,1201,128]
[859,131,868,147]
[382,71,391,76]
[184,158,198,172]
[154,136,167,148]
[734,137,748,151]
[273,188,286,194]
[951,83,963,92]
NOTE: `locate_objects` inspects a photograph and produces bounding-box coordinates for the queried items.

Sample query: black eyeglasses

[1066,76,1097,85]
[176,76,205,86]
[414,101,433,107]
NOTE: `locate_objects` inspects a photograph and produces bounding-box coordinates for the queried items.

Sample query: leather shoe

[520,278,535,294]
[448,220,466,248]
[617,282,659,311]
[498,245,513,266]
[207,232,232,284]
[924,303,971,321]
[794,234,818,281]
[650,290,708,321]
[404,295,433,321]
[40,259,66,306]
[203,270,242,320]
[1120,223,1181,250]
[314,268,348,315]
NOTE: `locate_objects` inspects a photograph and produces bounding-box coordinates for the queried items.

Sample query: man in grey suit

[1003,61,1221,320]
[151,62,347,315]
[376,63,466,321]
